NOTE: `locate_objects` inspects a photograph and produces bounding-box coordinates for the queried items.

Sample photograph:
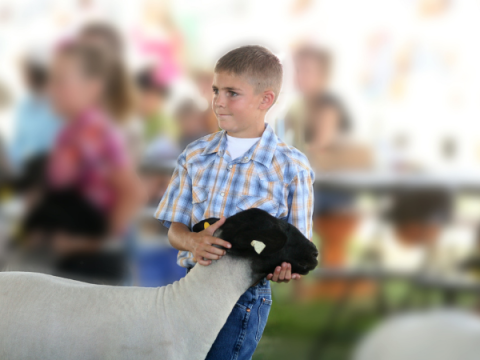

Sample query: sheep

[0,208,318,360]
[353,308,480,360]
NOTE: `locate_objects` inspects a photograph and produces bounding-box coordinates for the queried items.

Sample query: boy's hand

[267,262,302,283]
[188,216,231,266]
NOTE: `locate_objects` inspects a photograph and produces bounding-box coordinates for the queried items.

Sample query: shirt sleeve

[286,168,315,241]
[154,149,193,229]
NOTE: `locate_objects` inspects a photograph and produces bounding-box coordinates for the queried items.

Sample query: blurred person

[78,22,143,166]
[306,94,372,170]
[155,45,315,360]
[8,153,49,212]
[46,41,145,255]
[8,53,61,172]
[10,186,128,285]
[0,153,50,263]
[135,67,180,145]
[174,98,211,151]
[192,69,221,133]
[0,135,11,181]
[278,44,332,153]
[305,94,372,299]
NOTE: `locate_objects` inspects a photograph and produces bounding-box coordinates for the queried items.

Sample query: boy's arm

[154,149,231,266]
[168,222,193,251]
[285,168,315,241]
[267,167,315,282]
[168,219,231,266]
[154,149,193,229]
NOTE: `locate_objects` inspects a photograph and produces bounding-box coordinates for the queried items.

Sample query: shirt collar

[201,122,278,168]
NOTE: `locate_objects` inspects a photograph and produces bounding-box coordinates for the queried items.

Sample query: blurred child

[174,98,210,151]
[279,44,332,153]
[78,22,143,165]
[8,53,61,172]
[306,93,372,171]
[192,69,221,133]
[306,94,371,290]
[135,67,180,145]
[45,41,145,253]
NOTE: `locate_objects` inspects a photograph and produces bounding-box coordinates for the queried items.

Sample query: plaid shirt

[154,122,315,268]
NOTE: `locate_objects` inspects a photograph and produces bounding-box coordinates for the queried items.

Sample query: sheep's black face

[192,209,319,277]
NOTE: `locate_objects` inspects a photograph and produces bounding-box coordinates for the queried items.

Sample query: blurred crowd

[0,2,478,303]
[2,2,480,359]
[0,18,377,287]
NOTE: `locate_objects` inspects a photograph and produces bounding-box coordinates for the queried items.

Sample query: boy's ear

[192,217,221,233]
[232,228,287,256]
[259,90,276,111]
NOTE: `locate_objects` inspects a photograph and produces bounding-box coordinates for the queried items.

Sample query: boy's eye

[229,91,238,97]
[212,88,218,95]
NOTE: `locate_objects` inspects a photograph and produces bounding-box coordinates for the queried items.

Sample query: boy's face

[212,71,269,138]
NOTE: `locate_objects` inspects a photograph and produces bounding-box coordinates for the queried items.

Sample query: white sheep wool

[354,309,480,360]
[0,256,254,360]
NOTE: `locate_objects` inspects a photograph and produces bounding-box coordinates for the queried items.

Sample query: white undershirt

[226,133,261,160]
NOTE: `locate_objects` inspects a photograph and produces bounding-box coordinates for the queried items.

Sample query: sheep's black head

[192,208,319,276]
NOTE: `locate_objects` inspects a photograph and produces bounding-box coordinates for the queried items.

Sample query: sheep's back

[0,272,169,360]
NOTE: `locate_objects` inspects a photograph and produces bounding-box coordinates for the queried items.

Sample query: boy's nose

[214,94,226,108]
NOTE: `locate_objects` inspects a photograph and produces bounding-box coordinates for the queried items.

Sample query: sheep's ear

[192,217,221,233]
[233,228,287,256]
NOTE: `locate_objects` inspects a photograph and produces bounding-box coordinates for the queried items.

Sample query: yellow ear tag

[204,222,210,229]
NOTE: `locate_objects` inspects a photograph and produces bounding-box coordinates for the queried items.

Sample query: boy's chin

[218,118,236,130]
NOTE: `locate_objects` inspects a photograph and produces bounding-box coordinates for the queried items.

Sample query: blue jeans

[205,277,272,360]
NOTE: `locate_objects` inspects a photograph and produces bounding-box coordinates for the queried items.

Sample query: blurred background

[3,0,480,359]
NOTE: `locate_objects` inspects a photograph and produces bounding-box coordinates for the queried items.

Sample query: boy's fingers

[212,238,232,249]
[200,250,221,260]
[206,245,225,256]
[279,263,287,280]
[266,274,273,280]
[272,266,281,282]
[197,258,211,266]
[207,216,226,232]
[284,264,292,281]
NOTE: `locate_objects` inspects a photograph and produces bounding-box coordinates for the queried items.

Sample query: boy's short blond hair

[214,45,283,105]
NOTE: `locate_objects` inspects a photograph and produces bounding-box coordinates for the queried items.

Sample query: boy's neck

[226,121,265,138]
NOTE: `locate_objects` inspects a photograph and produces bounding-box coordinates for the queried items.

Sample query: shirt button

[228,164,233,169]
[221,192,225,197]
[247,308,251,313]
[243,156,248,160]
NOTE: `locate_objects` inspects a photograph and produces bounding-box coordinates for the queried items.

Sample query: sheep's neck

[159,255,254,360]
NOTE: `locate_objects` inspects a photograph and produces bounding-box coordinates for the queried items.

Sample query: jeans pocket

[234,302,248,311]
[255,298,273,342]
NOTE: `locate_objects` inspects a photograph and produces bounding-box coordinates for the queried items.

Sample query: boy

[155,45,315,359]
